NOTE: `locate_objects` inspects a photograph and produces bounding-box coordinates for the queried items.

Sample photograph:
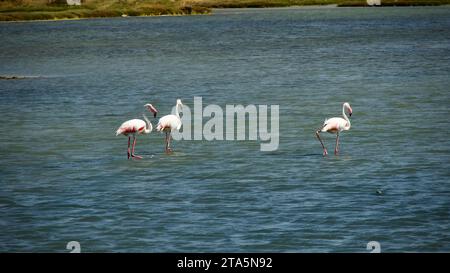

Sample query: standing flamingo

[316,102,353,156]
[116,104,158,159]
[156,99,183,153]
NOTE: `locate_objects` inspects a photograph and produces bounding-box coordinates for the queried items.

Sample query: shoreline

[0,12,211,23]
[1,1,450,22]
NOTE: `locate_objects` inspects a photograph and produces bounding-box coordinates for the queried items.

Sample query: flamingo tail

[156,121,163,132]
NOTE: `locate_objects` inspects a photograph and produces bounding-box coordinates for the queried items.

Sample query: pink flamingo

[316,102,352,156]
[156,99,183,153]
[116,104,158,159]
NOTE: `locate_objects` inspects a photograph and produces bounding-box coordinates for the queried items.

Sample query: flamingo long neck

[342,105,351,130]
[175,103,180,118]
[143,114,152,134]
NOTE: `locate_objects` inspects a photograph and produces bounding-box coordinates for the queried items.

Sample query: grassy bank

[0,0,210,21]
[1,0,450,21]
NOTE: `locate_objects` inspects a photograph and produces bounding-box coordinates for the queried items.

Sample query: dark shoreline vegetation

[0,0,450,21]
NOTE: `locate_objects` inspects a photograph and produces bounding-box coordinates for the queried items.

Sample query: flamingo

[116,104,158,159]
[156,99,183,153]
[316,102,353,156]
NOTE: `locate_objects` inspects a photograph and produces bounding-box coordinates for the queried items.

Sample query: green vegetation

[0,0,210,21]
[1,0,450,21]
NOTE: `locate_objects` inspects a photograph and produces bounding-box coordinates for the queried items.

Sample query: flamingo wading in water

[316,102,353,156]
[156,99,183,153]
[116,104,158,159]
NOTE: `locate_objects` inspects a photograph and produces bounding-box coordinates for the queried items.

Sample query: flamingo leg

[335,132,340,155]
[165,131,168,152]
[167,132,173,153]
[316,130,328,156]
[131,135,142,159]
[127,136,131,159]
[165,131,173,154]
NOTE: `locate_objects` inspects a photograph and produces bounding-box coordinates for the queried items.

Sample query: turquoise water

[0,7,449,252]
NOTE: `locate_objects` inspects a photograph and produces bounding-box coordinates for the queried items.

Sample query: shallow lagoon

[0,7,449,252]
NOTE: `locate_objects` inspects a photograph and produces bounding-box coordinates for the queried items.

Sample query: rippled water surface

[1,7,449,252]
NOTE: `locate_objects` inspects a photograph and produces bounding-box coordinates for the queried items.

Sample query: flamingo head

[344,102,352,117]
[144,103,158,118]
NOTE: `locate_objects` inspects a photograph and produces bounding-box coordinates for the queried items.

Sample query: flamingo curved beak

[145,104,158,118]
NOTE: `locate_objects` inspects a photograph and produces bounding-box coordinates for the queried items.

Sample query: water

[1,6,449,252]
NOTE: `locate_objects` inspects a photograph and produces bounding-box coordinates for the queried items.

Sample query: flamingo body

[320,117,350,134]
[116,119,148,136]
[156,115,182,132]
